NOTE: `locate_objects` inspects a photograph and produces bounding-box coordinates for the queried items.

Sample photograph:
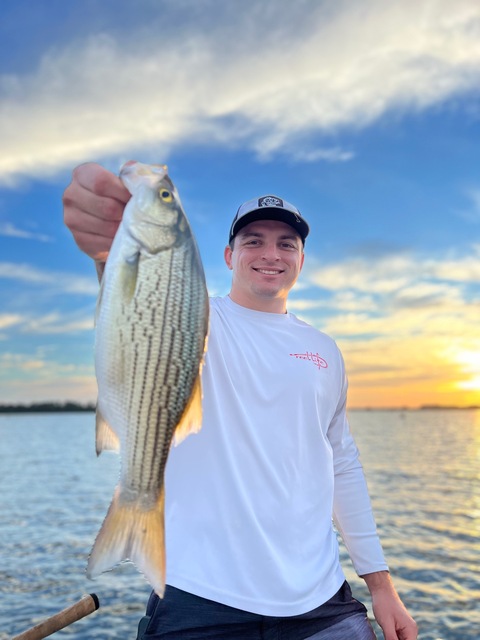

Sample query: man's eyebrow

[278,234,301,242]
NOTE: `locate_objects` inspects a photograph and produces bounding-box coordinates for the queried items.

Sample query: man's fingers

[63,181,127,226]
[73,163,130,204]
[64,202,121,261]
[63,162,130,230]
[70,226,118,263]
[63,162,131,261]
[63,188,125,226]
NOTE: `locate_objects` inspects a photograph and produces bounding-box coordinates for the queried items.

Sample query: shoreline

[0,402,478,414]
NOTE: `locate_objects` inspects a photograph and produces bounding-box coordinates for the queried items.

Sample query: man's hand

[362,571,418,640]
[63,163,130,263]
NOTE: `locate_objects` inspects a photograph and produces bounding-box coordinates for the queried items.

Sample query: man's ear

[299,252,305,271]
[224,245,233,270]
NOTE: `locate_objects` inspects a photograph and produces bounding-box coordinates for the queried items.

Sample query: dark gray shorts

[137,580,376,639]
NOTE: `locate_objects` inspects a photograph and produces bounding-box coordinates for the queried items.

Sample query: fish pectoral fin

[172,374,203,447]
[87,487,166,598]
[95,409,121,455]
[119,253,140,303]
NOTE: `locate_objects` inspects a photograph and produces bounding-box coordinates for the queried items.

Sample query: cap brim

[230,208,309,244]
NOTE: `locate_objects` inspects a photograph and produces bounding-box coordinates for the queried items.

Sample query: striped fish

[87,161,209,596]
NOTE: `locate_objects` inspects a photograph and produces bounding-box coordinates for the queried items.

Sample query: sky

[0,0,479,409]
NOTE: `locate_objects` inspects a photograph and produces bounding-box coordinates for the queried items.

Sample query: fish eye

[159,189,173,203]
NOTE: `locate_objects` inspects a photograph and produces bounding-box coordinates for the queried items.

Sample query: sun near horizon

[346,346,480,410]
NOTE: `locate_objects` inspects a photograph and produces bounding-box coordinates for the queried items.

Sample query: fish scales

[88,161,208,596]
[125,246,204,493]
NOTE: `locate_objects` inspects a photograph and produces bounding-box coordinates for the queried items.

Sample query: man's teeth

[256,269,281,274]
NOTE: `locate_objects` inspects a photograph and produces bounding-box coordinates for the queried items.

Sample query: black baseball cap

[229,195,310,245]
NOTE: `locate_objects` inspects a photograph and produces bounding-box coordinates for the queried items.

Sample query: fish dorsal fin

[96,408,121,456]
[172,374,203,446]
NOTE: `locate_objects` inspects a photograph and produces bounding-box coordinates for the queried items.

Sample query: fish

[87,160,209,596]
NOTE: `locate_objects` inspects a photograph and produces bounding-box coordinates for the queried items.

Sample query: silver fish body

[88,161,209,596]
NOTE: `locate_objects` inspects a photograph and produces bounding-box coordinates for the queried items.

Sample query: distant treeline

[0,402,95,413]
[354,405,479,411]
[419,404,480,410]
[0,402,477,414]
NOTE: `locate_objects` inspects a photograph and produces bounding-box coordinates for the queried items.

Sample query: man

[63,164,417,640]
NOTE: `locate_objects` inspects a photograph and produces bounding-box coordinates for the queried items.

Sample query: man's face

[224,219,304,312]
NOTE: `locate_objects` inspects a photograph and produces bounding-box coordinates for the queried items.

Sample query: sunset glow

[0,2,479,409]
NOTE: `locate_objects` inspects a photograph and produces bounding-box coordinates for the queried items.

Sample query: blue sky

[1,0,479,407]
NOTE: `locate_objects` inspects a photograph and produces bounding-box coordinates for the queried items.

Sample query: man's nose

[261,242,280,260]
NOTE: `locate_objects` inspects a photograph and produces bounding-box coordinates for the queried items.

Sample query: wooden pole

[11,594,100,640]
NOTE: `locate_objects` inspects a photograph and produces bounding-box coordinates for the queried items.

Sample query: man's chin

[251,286,283,299]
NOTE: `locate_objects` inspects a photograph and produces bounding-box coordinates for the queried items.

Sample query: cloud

[0,262,98,295]
[457,188,480,222]
[0,308,93,341]
[278,146,355,165]
[21,312,94,335]
[305,246,480,296]
[0,0,479,184]
[0,313,24,330]
[0,352,48,373]
[305,254,415,293]
[0,222,53,242]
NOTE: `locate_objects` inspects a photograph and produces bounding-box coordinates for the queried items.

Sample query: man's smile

[253,267,284,275]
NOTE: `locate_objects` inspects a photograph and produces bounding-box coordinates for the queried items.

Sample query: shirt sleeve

[327,353,389,576]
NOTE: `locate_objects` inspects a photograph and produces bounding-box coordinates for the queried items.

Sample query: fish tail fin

[87,486,166,597]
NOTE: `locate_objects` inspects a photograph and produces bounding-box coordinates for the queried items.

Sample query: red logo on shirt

[290,352,328,369]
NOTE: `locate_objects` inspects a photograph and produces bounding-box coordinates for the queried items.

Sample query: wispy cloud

[0,309,93,341]
[457,188,480,223]
[304,245,480,295]
[22,312,94,335]
[0,222,53,242]
[0,0,479,184]
[0,262,98,295]
[279,146,355,165]
[0,313,24,330]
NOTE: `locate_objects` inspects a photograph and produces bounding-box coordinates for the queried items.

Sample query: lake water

[1,410,479,639]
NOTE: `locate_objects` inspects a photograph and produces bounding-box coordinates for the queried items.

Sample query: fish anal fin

[87,487,166,598]
[95,409,120,456]
[173,375,203,446]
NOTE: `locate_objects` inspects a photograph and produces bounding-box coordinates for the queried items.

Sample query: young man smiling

[63,165,417,640]
[224,218,305,313]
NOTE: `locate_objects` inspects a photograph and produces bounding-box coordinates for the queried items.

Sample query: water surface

[1,410,478,639]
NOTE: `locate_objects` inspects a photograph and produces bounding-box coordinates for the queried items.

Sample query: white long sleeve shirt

[164,296,387,616]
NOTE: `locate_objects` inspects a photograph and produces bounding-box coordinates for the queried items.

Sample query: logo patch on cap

[258,196,283,208]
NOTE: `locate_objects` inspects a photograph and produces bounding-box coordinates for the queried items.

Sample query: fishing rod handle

[11,593,100,640]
